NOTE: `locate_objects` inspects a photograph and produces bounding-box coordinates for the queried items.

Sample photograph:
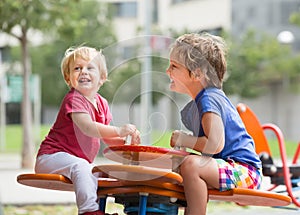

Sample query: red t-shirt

[37,88,112,163]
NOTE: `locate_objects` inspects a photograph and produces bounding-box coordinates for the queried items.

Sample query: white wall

[113,18,139,41]
[237,90,300,142]
[110,0,231,41]
[158,0,231,32]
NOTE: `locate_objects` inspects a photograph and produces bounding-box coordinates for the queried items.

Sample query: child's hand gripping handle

[125,135,132,145]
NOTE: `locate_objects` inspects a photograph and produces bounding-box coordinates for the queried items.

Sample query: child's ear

[99,73,107,85]
[192,68,203,80]
[64,74,70,85]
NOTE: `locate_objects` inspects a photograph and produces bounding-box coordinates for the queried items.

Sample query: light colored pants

[35,152,99,214]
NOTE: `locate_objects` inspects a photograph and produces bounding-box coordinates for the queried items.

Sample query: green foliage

[30,44,69,105]
[0,0,81,38]
[100,56,170,105]
[224,30,300,97]
[1,1,117,106]
[167,28,300,98]
[290,10,300,26]
[100,58,142,104]
[4,125,50,152]
[32,1,117,106]
[2,1,300,105]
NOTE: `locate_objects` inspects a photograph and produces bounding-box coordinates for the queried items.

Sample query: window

[171,0,194,5]
[112,2,137,18]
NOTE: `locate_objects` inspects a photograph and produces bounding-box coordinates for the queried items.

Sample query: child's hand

[117,124,141,145]
[130,129,141,145]
[170,130,186,148]
[124,131,141,145]
[117,124,137,137]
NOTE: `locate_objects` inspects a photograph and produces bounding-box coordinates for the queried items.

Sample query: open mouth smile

[78,78,91,83]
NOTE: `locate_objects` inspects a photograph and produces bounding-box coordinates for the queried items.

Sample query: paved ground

[0,153,299,214]
[0,153,75,205]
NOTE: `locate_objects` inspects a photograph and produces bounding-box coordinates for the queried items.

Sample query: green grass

[2,125,299,159]
[2,125,173,153]
[3,124,50,152]
[267,139,299,158]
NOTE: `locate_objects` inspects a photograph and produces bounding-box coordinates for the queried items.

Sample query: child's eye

[170,64,176,70]
[87,62,97,70]
[74,67,82,71]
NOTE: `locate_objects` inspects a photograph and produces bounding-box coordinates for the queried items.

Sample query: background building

[105,0,231,40]
[1,0,300,141]
[103,0,300,141]
[232,0,300,50]
[99,0,232,145]
[231,0,300,141]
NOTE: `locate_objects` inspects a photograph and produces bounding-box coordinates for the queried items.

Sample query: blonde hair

[170,32,227,88]
[61,46,108,86]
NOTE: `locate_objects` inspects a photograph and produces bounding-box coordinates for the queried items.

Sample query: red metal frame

[262,123,300,207]
[292,143,300,165]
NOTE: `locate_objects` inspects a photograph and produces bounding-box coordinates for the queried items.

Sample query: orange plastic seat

[17,173,74,191]
[17,172,291,206]
[92,164,183,184]
[17,170,291,215]
[237,103,300,208]
[97,180,291,207]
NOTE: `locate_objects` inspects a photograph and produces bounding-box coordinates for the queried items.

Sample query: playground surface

[0,153,299,214]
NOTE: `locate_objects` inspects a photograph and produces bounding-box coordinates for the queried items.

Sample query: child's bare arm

[101,137,126,146]
[71,112,138,139]
[170,112,224,154]
[102,132,140,145]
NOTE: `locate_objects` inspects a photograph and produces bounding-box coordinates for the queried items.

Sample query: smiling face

[166,58,192,94]
[66,57,101,99]
[61,47,107,100]
[166,52,206,99]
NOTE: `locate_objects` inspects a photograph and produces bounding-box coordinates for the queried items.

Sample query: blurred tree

[100,56,169,105]
[167,28,300,98]
[224,30,300,97]
[290,10,300,26]
[29,1,116,106]
[0,0,116,168]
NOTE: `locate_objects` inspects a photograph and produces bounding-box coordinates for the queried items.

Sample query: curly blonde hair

[61,46,108,87]
[170,33,227,88]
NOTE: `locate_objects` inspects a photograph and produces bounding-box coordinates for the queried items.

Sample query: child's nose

[166,67,171,75]
[166,67,170,75]
[81,67,88,74]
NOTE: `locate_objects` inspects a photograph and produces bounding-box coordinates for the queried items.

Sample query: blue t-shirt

[181,87,262,169]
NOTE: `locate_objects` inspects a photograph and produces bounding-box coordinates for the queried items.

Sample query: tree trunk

[20,29,34,169]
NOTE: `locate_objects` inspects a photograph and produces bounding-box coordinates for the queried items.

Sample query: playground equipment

[17,144,292,214]
[237,103,300,208]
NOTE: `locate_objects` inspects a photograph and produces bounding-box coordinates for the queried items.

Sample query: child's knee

[180,156,198,174]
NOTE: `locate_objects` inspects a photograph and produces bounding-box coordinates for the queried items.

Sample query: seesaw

[17,145,291,215]
[17,171,291,214]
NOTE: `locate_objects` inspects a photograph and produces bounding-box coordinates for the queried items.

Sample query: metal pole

[32,75,41,146]
[0,50,6,151]
[140,0,152,145]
